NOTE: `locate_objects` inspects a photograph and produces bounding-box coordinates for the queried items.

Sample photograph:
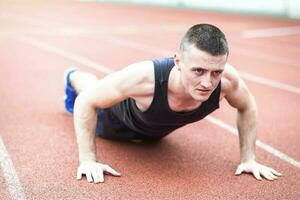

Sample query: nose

[200,74,212,89]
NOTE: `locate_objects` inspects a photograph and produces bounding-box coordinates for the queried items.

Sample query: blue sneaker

[64,68,78,114]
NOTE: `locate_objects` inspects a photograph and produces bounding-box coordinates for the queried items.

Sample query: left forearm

[237,99,258,163]
[224,66,281,180]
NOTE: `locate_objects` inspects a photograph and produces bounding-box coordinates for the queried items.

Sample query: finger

[268,172,278,180]
[77,168,82,180]
[253,170,262,181]
[104,165,121,176]
[235,165,243,175]
[269,168,282,176]
[86,172,93,183]
[261,171,274,181]
[94,168,104,183]
[99,171,104,183]
[91,170,101,183]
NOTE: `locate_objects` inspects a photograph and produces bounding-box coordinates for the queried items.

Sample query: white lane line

[101,35,172,57]
[12,35,113,74]
[2,12,300,84]
[3,11,300,68]
[206,116,300,169]
[99,35,300,94]
[10,35,300,169]
[0,136,26,200]
[230,45,300,68]
[243,26,300,38]
[239,71,300,94]
[94,31,300,68]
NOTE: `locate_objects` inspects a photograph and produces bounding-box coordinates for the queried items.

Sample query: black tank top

[109,57,221,136]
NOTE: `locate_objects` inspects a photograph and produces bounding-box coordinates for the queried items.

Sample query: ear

[174,52,181,71]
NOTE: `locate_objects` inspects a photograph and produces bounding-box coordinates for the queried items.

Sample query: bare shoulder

[110,60,155,97]
[220,63,254,110]
[78,60,155,109]
[220,63,240,98]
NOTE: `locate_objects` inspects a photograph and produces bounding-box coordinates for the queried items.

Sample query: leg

[68,70,162,142]
[64,69,98,114]
[69,71,140,141]
[70,71,98,94]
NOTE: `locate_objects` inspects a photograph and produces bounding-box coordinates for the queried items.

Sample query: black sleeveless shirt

[109,57,221,137]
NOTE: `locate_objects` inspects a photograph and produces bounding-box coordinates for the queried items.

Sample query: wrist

[240,146,256,163]
[240,156,256,163]
[79,152,96,164]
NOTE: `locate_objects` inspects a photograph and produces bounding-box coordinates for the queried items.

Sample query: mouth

[196,89,211,95]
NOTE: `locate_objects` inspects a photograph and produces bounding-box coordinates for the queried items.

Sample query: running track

[0,0,299,199]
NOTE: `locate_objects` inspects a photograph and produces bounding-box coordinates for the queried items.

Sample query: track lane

[2,0,300,160]
[1,1,299,199]
[0,34,296,199]
[2,2,300,84]
[10,33,300,160]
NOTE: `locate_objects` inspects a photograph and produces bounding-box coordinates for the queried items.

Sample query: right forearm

[74,94,98,163]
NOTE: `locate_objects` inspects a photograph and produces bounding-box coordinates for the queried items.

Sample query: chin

[191,93,210,102]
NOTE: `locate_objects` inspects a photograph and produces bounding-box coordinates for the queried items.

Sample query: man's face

[175,44,227,102]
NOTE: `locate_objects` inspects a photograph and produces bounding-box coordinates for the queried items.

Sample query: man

[64,24,282,184]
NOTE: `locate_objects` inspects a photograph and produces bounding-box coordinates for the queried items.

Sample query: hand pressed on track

[77,161,121,183]
[235,160,282,181]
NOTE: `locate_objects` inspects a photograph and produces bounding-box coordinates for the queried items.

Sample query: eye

[212,71,222,76]
[194,68,205,75]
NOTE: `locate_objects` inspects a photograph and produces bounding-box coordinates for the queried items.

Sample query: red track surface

[0,1,300,199]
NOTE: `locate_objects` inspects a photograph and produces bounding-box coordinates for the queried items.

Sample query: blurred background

[0,0,299,200]
[79,0,300,19]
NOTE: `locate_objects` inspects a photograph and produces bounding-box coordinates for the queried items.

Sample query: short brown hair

[180,24,229,56]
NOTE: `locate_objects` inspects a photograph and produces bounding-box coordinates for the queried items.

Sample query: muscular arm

[73,61,154,183]
[223,64,281,180]
[237,98,258,163]
[224,72,258,163]
[74,72,129,164]
[73,73,128,183]
[74,93,97,163]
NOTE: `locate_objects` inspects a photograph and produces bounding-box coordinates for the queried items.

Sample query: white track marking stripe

[0,136,26,200]
[15,35,300,95]
[2,12,300,89]
[243,26,300,38]
[12,35,114,74]
[206,116,300,169]
[11,35,300,170]
[239,71,300,94]
[103,35,300,94]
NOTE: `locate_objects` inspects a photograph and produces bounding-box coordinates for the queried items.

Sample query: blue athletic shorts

[96,108,164,141]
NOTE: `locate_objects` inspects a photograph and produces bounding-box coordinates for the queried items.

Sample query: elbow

[74,92,97,116]
[238,94,257,115]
